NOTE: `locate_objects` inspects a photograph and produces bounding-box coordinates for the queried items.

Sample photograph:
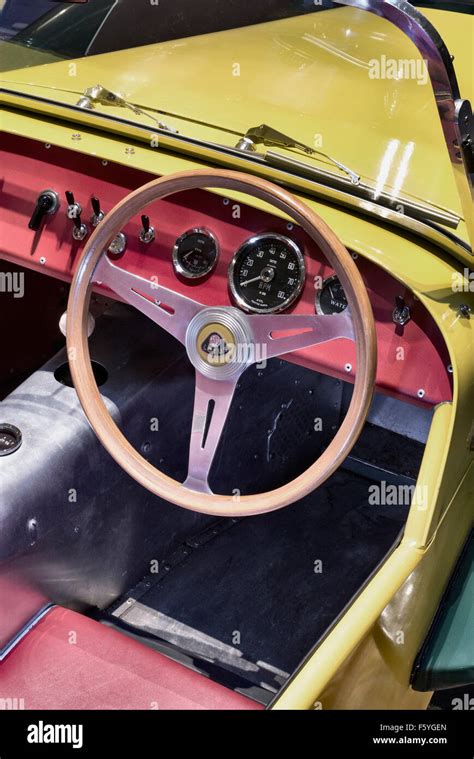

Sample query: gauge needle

[241,274,263,287]
[328,285,335,299]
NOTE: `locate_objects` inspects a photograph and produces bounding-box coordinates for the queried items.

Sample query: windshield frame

[2,82,471,268]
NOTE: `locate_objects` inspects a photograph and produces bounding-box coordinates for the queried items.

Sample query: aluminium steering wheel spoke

[93,254,203,344]
[247,310,354,361]
[183,372,239,494]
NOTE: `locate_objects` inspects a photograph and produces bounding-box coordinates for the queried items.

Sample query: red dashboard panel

[1,134,452,406]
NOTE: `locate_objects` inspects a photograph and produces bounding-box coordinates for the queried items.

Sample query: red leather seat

[0,607,262,710]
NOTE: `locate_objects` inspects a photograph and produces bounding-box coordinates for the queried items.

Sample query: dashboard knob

[108,231,127,258]
[28,189,59,231]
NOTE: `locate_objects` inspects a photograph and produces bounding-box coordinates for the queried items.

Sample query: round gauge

[172,228,219,279]
[315,275,348,315]
[229,233,305,313]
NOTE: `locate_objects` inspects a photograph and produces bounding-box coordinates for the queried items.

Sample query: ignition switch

[28,189,60,231]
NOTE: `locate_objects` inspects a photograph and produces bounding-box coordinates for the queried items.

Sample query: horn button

[185,308,254,380]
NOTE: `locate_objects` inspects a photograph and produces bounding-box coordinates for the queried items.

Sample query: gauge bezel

[228,232,306,314]
[315,274,349,315]
[172,227,219,280]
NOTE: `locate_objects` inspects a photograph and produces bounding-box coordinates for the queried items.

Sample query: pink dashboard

[1,133,452,406]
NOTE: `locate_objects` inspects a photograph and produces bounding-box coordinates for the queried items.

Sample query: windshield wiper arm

[235,124,360,185]
[76,84,178,133]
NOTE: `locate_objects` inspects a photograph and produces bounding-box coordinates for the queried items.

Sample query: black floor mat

[107,468,407,696]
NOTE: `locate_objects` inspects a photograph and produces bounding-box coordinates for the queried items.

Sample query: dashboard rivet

[447,364,453,373]
[351,252,359,260]
[125,147,135,155]
[286,222,294,231]
[39,257,46,265]
[222,198,230,206]
[344,363,352,372]
[101,160,108,166]
[71,133,82,141]
[417,388,425,398]
[44,143,51,150]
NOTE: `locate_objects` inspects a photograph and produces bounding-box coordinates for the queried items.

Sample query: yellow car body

[1,3,473,710]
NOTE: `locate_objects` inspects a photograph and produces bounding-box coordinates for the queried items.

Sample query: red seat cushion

[0,607,262,710]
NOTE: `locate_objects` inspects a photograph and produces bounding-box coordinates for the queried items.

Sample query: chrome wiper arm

[235,123,360,185]
[76,84,178,133]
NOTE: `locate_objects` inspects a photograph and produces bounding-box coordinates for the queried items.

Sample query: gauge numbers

[229,233,305,313]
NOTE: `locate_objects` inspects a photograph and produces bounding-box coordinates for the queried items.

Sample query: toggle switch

[139,214,155,244]
[65,190,82,220]
[392,295,411,327]
[90,196,105,227]
[72,215,88,241]
[65,191,88,240]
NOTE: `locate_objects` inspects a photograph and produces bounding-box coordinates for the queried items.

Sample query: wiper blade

[235,124,360,185]
[76,84,178,133]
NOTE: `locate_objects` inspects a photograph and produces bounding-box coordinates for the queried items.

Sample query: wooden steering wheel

[67,170,376,516]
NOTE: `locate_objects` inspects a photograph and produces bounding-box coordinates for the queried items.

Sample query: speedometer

[228,233,305,313]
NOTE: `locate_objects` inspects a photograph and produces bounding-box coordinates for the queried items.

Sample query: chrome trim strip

[266,151,460,229]
[0,603,54,661]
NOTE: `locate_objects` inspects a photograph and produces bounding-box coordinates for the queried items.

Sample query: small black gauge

[172,228,219,279]
[229,233,305,313]
[316,275,348,315]
[0,423,22,456]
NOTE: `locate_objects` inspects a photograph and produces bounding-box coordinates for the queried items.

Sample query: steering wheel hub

[185,307,253,380]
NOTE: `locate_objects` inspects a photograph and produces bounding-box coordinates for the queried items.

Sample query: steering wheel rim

[67,169,376,516]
